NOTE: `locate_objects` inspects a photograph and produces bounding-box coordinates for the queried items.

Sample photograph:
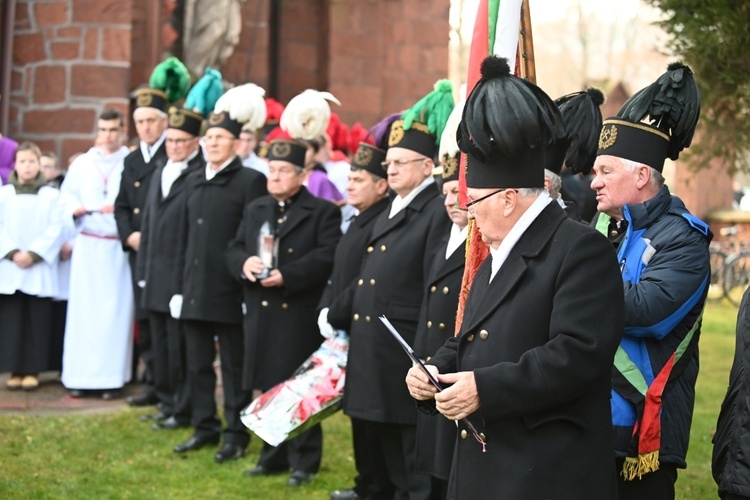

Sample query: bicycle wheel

[723,251,750,307]
[708,247,728,301]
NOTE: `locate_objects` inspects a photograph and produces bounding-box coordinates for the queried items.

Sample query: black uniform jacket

[174,156,267,325]
[225,187,342,391]
[137,152,204,313]
[414,231,466,359]
[426,202,624,500]
[413,230,466,480]
[115,141,167,319]
[343,184,451,425]
[319,196,390,331]
[115,141,167,247]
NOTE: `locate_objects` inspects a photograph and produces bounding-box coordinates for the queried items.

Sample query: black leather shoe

[330,489,362,500]
[68,389,85,398]
[101,389,122,400]
[214,443,246,463]
[243,465,286,477]
[152,416,189,430]
[173,434,219,454]
[126,394,158,407]
[140,411,169,423]
[287,470,316,487]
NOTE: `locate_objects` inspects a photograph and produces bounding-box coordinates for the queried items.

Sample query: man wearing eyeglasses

[170,104,268,463]
[344,116,451,499]
[115,83,170,408]
[136,106,205,430]
[405,56,624,499]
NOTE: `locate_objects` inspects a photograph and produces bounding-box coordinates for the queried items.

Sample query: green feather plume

[402,79,455,144]
[149,57,191,103]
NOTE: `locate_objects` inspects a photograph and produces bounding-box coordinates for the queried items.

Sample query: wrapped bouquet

[240,331,348,446]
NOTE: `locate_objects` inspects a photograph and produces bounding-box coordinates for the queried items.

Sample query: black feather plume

[553,88,604,175]
[457,56,563,161]
[617,62,701,160]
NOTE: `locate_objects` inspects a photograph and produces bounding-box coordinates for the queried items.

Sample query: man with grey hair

[406,56,624,499]
[590,63,710,499]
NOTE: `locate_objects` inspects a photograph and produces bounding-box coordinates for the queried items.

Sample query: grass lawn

[0,300,739,498]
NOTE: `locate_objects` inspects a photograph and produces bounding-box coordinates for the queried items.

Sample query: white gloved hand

[317,307,335,339]
[169,294,183,319]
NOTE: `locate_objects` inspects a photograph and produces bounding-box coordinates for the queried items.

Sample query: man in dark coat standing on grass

[136,106,205,429]
[406,56,625,500]
[344,85,454,497]
[412,150,467,499]
[116,82,169,407]
[226,138,341,487]
[318,141,390,500]
[170,86,268,464]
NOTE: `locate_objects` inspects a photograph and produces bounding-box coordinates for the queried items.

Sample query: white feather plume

[213,83,267,130]
[439,98,465,160]
[280,89,341,140]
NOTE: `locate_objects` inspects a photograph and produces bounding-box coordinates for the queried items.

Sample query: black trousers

[359,420,432,500]
[149,311,190,421]
[351,417,373,498]
[129,252,154,395]
[616,460,677,500]
[183,319,251,447]
[257,424,322,474]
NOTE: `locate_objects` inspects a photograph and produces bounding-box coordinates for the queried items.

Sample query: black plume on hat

[616,62,700,161]
[457,56,563,161]
[547,88,604,175]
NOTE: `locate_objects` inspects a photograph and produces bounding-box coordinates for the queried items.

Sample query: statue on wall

[181,0,243,76]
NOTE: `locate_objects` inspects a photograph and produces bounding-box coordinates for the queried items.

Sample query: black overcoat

[426,202,624,500]
[115,141,167,320]
[413,231,466,481]
[137,152,204,313]
[320,196,390,331]
[225,187,342,391]
[343,184,451,425]
[174,156,267,324]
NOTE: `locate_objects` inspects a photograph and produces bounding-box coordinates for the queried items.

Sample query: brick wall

[328,0,450,128]
[222,0,272,93]
[11,0,133,163]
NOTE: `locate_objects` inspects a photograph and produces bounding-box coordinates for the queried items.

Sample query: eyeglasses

[380,158,425,170]
[465,188,517,210]
[166,138,194,146]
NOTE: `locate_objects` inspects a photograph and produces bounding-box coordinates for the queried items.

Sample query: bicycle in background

[708,226,750,307]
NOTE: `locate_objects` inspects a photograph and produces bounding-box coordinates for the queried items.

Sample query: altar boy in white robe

[60,109,134,400]
[0,142,70,391]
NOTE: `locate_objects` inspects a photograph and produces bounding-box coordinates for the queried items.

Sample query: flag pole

[519,0,536,84]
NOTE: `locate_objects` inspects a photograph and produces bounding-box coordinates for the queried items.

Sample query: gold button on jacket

[479,329,489,340]
[460,429,468,439]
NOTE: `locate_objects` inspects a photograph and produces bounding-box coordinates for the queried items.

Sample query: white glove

[169,294,183,319]
[317,307,335,339]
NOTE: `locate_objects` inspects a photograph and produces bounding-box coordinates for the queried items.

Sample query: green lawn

[0,300,739,498]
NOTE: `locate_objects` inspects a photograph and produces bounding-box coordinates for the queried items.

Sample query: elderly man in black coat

[136,107,205,429]
[170,108,267,463]
[115,87,168,406]
[412,154,467,499]
[406,56,624,500]
[225,138,341,486]
[344,116,451,498]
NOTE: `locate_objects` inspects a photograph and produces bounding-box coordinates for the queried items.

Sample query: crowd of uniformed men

[0,55,711,500]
